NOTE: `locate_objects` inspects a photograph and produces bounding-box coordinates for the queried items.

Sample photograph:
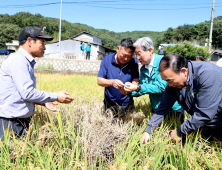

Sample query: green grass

[0,73,222,169]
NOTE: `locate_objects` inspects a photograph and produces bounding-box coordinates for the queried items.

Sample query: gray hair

[133,37,154,53]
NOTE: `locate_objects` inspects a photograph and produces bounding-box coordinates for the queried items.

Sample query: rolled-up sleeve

[97,58,107,78]
[10,57,57,104]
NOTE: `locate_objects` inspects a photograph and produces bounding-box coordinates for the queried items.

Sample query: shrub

[164,41,210,60]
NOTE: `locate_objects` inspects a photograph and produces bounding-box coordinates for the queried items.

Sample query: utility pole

[59,0,63,58]
[208,0,215,52]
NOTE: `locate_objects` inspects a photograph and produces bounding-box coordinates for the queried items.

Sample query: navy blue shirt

[145,61,222,137]
[98,53,139,108]
[158,48,165,55]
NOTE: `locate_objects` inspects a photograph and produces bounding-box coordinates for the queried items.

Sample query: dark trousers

[200,126,222,142]
[0,117,31,141]
[86,52,90,60]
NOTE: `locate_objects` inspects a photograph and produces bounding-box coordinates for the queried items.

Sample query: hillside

[0,12,164,50]
[156,16,222,49]
[0,12,221,50]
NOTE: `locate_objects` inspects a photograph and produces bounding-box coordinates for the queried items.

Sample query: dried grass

[32,100,145,165]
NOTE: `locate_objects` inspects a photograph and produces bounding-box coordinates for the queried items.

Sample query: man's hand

[119,88,130,95]
[57,91,74,104]
[45,102,58,112]
[112,79,124,89]
[141,132,150,144]
[170,129,181,143]
[124,82,138,92]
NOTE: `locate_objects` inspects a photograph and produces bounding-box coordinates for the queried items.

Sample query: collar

[111,52,118,64]
[145,55,155,69]
[18,48,35,63]
[186,76,189,85]
[187,61,193,86]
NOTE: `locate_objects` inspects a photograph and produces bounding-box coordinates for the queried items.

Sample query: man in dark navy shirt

[97,38,139,115]
[141,53,222,143]
[158,45,165,55]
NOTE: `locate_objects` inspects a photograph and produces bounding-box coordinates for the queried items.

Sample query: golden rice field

[0,73,222,170]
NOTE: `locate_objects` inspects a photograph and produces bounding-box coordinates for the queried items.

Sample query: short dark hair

[159,53,188,74]
[119,38,135,52]
[196,55,204,61]
[19,38,38,46]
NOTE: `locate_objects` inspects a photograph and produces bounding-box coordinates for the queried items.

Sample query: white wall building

[6,40,19,50]
[44,31,115,60]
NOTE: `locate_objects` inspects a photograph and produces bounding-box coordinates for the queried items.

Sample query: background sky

[0,0,221,33]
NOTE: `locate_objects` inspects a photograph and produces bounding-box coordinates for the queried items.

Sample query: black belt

[0,117,32,122]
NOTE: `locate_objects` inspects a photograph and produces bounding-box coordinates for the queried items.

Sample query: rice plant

[0,73,221,169]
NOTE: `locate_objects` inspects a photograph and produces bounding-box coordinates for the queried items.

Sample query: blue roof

[160,44,202,47]
[160,44,176,47]
[193,45,201,47]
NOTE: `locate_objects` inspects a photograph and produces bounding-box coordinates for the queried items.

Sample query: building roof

[72,31,102,40]
[6,40,19,46]
[212,50,222,56]
[160,44,176,47]
[46,39,116,53]
[160,44,201,47]
[100,45,116,53]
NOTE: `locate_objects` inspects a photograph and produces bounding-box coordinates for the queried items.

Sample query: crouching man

[97,38,139,117]
[142,53,222,143]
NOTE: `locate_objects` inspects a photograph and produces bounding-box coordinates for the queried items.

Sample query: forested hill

[156,16,222,47]
[1,12,221,50]
[0,12,164,50]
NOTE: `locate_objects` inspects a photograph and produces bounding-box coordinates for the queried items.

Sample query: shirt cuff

[145,125,151,134]
[49,93,58,102]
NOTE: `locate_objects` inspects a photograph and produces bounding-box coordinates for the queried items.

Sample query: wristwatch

[136,85,141,92]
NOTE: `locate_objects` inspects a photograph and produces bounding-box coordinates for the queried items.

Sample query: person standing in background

[196,55,204,61]
[158,45,165,55]
[86,42,91,60]
[80,42,85,60]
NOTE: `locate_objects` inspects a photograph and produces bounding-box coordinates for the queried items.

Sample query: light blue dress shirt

[0,48,57,118]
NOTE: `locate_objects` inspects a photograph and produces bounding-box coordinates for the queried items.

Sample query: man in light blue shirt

[0,26,74,141]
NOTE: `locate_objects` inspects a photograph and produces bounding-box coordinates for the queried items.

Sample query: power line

[76,4,222,10]
[0,1,222,10]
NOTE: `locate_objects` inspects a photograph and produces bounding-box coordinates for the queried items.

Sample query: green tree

[0,24,21,49]
[164,41,210,60]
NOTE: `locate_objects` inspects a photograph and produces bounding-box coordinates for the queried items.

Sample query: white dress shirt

[145,55,155,75]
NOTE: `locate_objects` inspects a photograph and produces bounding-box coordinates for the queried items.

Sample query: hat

[19,26,54,42]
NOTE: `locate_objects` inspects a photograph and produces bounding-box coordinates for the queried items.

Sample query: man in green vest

[124,37,184,123]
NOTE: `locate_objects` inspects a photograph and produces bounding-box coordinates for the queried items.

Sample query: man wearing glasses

[124,37,184,122]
